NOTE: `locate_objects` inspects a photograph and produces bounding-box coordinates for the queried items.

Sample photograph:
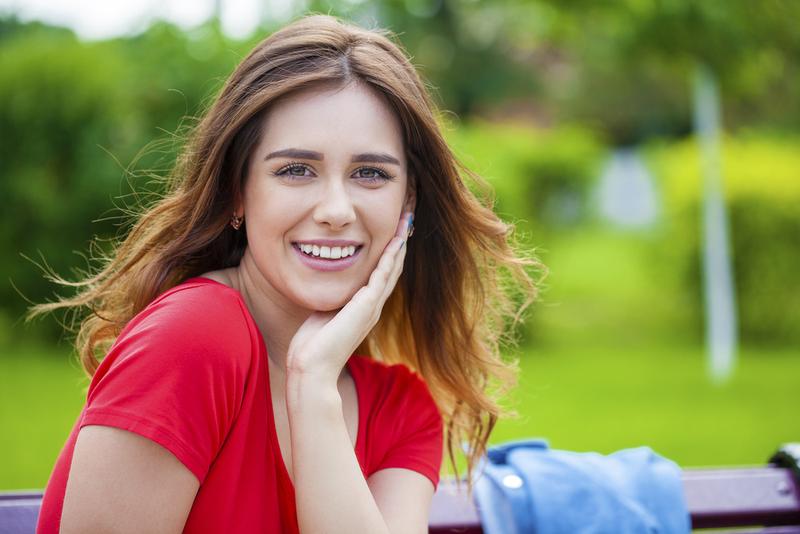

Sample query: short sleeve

[373,367,444,489]
[80,284,252,484]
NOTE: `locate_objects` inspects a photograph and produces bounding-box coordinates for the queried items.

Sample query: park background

[1,0,798,489]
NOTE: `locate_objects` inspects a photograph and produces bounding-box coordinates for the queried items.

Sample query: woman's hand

[285,210,414,384]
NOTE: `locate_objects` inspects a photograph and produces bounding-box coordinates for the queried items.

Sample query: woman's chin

[298,290,356,313]
[311,300,347,312]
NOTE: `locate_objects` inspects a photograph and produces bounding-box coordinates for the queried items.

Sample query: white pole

[692,63,738,384]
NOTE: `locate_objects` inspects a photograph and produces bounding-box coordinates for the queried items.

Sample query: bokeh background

[1,0,798,489]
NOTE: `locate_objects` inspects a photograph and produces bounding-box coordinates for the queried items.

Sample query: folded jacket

[472,438,691,534]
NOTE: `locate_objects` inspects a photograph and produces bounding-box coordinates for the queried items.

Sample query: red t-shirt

[37,277,443,533]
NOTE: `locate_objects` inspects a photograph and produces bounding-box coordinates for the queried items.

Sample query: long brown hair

[29,14,540,494]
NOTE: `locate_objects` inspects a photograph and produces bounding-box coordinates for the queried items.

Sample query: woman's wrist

[285,367,342,415]
[286,348,343,382]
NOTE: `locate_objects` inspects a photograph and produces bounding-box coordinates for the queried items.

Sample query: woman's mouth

[295,243,359,259]
[291,242,364,272]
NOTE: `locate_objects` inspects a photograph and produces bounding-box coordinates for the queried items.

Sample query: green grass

[2,227,797,489]
[0,343,87,490]
[2,341,798,489]
[450,225,798,477]
[491,344,800,469]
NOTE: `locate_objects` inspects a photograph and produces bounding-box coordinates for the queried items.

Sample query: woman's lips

[291,243,363,272]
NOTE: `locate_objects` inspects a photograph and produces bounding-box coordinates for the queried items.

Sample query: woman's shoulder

[138,276,247,327]
[349,355,436,405]
[110,276,255,369]
[150,275,243,309]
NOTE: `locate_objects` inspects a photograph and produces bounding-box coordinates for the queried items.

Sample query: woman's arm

[288,374,434,534]
[60,425,199,534]
[286,211,432,533]
[367,467,436,533]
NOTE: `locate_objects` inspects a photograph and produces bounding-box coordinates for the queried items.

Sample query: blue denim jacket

[472,438,691,534]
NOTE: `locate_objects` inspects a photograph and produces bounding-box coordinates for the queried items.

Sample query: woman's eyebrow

[265,148,323,161]
[351,152,400,165]
[264,148,400,166]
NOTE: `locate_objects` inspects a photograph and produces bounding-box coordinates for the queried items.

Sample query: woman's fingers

[335,211,411,329]
[366,237,402,299]
[393,210,412,239]
[334,238,400,320]
[369,211,411,286]
[379,212,414,284]
[375,214,412,306]
[286,212,413,376]
[380,238,408,304]
[358,212,410,311]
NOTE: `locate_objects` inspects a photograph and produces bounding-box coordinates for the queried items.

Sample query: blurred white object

[596,148,659,228]
[693,63,738,384]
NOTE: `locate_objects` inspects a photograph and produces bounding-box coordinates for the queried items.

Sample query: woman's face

[238,81,413,312]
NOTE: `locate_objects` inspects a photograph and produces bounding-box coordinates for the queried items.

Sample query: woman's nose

[312,178,356,230]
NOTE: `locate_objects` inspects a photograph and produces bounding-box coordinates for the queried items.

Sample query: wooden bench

[429,465,800,533]
[3,453,798,533]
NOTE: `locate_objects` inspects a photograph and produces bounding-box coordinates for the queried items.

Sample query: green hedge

[0,22,241,340]
[444,120,605,346]
[445,120,604,238]
[646,135,800,345]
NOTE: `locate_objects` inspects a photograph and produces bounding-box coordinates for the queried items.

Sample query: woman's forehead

[257,82,406,162]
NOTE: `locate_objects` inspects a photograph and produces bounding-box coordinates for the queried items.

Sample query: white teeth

[297,243,359,259]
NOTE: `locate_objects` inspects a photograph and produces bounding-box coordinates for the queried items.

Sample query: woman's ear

[233,195,244,219]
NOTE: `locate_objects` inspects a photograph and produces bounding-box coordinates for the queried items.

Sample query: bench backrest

[2,467,798,533]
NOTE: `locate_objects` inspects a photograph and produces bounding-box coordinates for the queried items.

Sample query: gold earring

[231,213,243,230]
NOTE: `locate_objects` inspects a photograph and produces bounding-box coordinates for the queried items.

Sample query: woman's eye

[275,163,312,179]
[274,163,394,184]
[353,166,393,183]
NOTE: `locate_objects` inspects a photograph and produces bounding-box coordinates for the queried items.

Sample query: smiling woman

[28,13,539,534]
[222,81,413,316]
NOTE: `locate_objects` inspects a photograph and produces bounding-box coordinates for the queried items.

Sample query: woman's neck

[206,255,312,378]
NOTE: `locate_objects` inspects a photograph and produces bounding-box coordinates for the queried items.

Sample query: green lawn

[2,341,798,489]
[484,227,799,473]
[2,228,797,489]
[0,343,87,489]
[491,343,800,470]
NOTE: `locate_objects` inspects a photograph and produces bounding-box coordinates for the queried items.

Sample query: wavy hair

[29,14,541,495]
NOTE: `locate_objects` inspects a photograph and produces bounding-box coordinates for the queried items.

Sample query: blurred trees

[524,0,800,143]
[1,0,798,345]
[312,0,800,142]
[0,17,243,339]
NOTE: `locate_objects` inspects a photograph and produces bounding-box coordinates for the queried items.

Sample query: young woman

[32,13,537,533]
